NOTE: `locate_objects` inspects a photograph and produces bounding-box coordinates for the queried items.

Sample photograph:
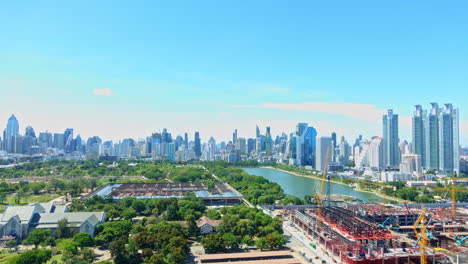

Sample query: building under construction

[288,204,467,264]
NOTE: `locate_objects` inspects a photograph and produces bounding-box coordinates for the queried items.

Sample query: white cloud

[92,88,113,96]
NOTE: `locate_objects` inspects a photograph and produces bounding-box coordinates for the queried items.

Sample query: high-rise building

[338,136,350,166]
[383,109,400,168]
[184,133,189,147]
[400,154,422,174]
[296,123,307,137]
[53,133,65,149]
[331,132,337,162]
[247,138,256,154]
[439,104,459,174]
[235,137,246,154]
[293,124,317,167]
[264,130,272,155]
[256,126,260,138]
[426,103,440,170]
[194,132,201,157]
[233,129,238,143]
[368,137,385,170]
[316,137,333,171]
[64,128,74,152]
[25,126,36,138]
[4,115,19,153]
[412,105,426,167]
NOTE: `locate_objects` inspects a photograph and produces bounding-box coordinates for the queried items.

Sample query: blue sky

[0,1,467,144]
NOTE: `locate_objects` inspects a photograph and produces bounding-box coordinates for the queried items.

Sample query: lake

[242,167,382,203]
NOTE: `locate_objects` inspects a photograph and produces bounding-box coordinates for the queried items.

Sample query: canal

[242,167,382,203]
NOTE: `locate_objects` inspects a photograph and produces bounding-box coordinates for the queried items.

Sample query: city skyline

[0,105,466,146]
[1,1,468,144]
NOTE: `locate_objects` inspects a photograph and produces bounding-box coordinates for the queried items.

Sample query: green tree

[73,233,94,247]
[255,237,268,251]
[24,229,52,248]
[57,218,71,238]
[206,209,221,220]
[202,234,226,253]
[186,215,199,237]
[109,236,129,264]
[10,249,52,264]
[263,232,286,249]
[222,233,241,250]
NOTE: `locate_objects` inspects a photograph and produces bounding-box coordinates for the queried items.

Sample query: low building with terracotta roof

[197,216,222,234]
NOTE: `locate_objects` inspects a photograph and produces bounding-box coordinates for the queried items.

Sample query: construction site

[280,148,468,264]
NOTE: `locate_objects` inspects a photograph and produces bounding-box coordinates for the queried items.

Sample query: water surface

[242,167,382,203]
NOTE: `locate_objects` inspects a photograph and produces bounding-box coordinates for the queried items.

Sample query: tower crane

[432,177,468,220]
[313,146,330,226]
[413,208,430,264]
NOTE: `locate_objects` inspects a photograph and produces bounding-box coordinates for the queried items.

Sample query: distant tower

[427,103,440,170]
[439,104,459,174]
[233,129,238,143]
[64,128,74,153]
[25,126,36,138]
[194,132,201,157]
[5,115,19,153]
[256,126,260,138]
[184,133,189,147]
[412,105,426,167]
[316,137,333,171]
[331,132,337,162]
[383,109,400,168]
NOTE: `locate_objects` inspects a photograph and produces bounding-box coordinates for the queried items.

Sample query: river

[242,167,382,203]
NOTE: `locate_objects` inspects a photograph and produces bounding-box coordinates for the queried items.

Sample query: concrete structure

[91,182,244,206]
[199,251,301,264]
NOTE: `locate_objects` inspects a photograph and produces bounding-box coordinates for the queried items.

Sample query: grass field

[0,193,60,212]
[0,251,19,264]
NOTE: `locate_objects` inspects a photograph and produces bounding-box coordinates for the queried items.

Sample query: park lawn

[0,251,20,264]
[0,193,61,212]
[46,253,64,264]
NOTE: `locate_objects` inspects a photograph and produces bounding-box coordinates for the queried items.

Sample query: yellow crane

[313,146,330,226]
[432,177,468,220]
[413,208,429,264]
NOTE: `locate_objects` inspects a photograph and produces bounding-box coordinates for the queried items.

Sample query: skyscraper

[4,115,19,153]
[338,136,350,166]
[184,133,189,147]
[316,137,333,171]
[233,129,238,143]
[293,123,317,166]
[412,105,426,167]
[194,132,201,157]
[426,103,440,170]
[368,137,385,170]
[25,126,36,138]
[331,132,337,162]
[53,133,65,149]
[383,109,400,168]
[439,104,459,174]
[256,126,260,138]
[64,128,74,152]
